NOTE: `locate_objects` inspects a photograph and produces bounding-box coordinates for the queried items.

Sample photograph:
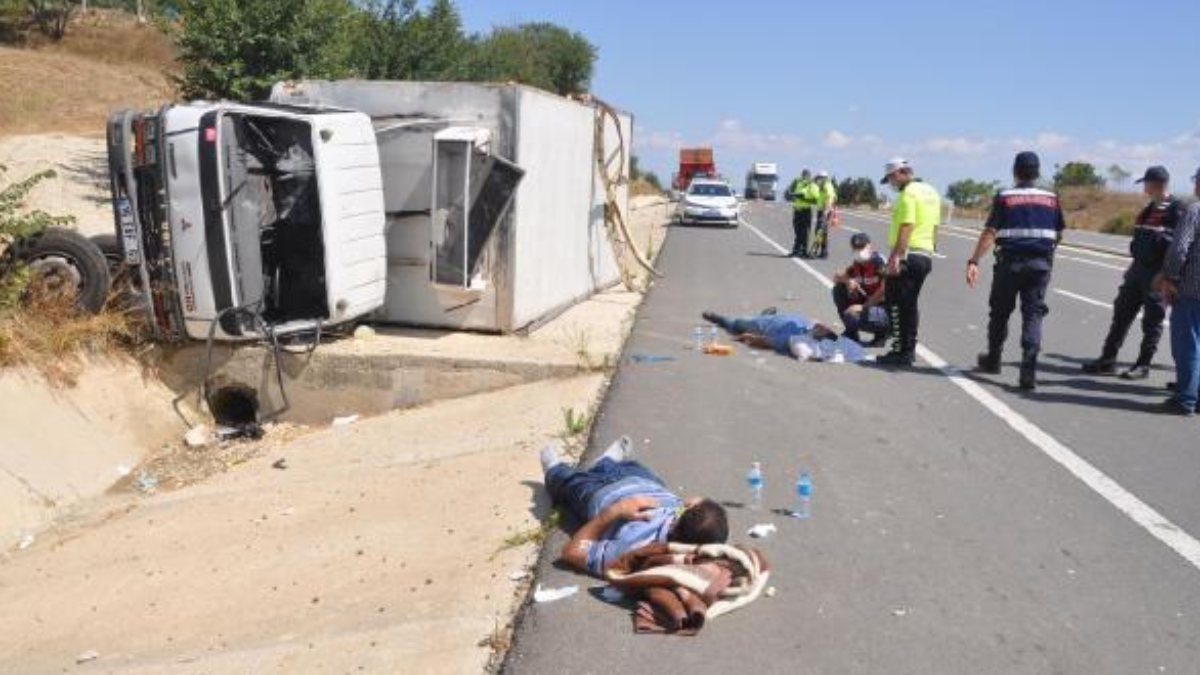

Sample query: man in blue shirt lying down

[541,438,729,577]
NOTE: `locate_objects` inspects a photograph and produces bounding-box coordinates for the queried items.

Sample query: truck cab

[106,103,387,342]
[745,162,779,201]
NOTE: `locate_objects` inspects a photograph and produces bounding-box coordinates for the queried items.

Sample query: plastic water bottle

[692,326,705,350]
[747,462,764,511]
[707,325,719,347]
[793,471,813,519]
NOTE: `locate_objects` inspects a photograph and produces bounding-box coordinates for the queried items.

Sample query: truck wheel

[90,233,123,276]
[11,228,112,314]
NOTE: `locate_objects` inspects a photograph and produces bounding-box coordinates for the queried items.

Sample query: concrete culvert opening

[207,384,261,432]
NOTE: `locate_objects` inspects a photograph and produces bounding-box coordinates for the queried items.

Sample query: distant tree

[468,22,596,95]
[629,154,644,181]
[642,171,663,192]
[340,0,469,80]
[836,177,879,207]
[945,178,1000,208]
[174,0,354,100]
[26,0,76,40]
[1107,163,1131,192]
[1053,161,1104,189]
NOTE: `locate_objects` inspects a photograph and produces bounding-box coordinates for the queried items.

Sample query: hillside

[1058,187,1145,235]
[0,11,175,136]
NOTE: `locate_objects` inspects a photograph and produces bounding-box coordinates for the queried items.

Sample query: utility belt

[996,248,1053,263]
[906,249,935,259]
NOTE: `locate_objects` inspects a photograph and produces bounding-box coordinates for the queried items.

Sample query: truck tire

[8,228,112,314]
[90,233,123,276]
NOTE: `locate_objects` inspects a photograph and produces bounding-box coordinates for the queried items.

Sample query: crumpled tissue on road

[604,542,771,635]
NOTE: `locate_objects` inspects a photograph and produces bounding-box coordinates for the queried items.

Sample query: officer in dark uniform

[966,151,1065,390]
[1082,166,1186,380]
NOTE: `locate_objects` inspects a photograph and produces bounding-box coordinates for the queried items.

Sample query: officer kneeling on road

[966,151,1066,390]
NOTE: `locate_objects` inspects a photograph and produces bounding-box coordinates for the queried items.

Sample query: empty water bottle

[692,326,705,350]
[747,462,764,511]
[707,325,719,347]
[793,471,812,519]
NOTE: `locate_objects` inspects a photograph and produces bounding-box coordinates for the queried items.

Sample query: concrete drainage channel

[159,339,587,425]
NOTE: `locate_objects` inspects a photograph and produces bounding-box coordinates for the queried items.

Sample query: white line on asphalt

[847,211,1131,264]
[1055,288,1112,309]
[1054,289,1170,326]
[739,215,1200,574]
[1054,254,1127,272]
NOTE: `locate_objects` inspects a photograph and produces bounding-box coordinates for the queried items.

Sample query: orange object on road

[703,344,735,356]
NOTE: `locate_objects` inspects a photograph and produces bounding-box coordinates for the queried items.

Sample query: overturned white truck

[106,81,633,342]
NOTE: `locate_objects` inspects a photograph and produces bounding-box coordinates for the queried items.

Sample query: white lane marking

[1054,289,1170,326]
[1055,254,1127,272]
[847,210,1132,263]
[740,215,1200,573]
[1055,288,1112,309]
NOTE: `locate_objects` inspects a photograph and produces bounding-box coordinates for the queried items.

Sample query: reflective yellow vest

[791,180,820,211]
[889,180,941,252]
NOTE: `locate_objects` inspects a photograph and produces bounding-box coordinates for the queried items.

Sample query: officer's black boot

[1019,349,1038,391]
[976,350,1002,375]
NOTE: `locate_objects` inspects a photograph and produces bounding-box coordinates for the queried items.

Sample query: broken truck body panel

[106,102,387,342]
[270,80,632,333]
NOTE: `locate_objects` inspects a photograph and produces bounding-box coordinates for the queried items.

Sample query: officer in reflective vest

[812,170,838,259]
[878,157,941,367]
[788,169,821,257]
[966,151,1065,390]
[1082,165,1185,380]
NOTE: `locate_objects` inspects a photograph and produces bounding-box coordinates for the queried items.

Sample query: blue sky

[455,0,1200,194]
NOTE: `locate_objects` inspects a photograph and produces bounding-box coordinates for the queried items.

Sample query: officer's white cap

[881,157,911,183]
[816,170,830,178]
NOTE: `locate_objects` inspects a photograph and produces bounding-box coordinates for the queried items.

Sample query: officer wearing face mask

[832,232,890,346]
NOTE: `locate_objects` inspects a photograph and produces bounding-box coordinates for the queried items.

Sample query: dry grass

[0,293,138,386]
[0,11,176,136]
[1058,187,1144,235]
[952,188,1144,235]
[630,178,663,197]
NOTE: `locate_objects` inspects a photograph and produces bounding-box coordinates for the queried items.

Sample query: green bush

[173,0,598,100]
[0,166,73,312]
[1102,211,1136,235]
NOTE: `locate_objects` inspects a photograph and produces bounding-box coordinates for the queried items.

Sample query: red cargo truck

[672,147,716,192]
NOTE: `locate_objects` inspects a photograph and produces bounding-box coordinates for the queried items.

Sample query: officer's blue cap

[1135,166,1169,184]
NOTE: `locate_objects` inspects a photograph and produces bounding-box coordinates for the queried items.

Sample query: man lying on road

[541,439,729,577]
[701,308,861,362]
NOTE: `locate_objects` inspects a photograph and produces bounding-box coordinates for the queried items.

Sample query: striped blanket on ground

[603,542,771,635]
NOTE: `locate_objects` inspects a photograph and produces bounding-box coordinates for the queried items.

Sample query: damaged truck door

[431,127,524,305]
[106,103,388,342]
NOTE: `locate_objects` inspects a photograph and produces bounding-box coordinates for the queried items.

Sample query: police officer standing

[788,169,821,257]
[813,170,838,258]
[878,158,941,367]
[966,151,1066,390]
[1081,166,1185,380]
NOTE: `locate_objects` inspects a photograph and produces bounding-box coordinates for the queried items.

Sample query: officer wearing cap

[1082,165,1186,380]
[813,170,838,259]
[966,151,1066,390]
[787,169,821,257]
[878,157,941,367]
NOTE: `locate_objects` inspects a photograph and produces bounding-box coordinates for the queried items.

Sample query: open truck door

[430,127,524,310]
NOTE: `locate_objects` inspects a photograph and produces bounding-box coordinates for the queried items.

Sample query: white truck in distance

[744,162,779,201]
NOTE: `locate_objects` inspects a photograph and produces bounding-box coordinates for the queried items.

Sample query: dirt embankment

[0,11,176,137]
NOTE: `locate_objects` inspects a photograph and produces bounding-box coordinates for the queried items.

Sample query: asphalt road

[504,202,1200,675]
